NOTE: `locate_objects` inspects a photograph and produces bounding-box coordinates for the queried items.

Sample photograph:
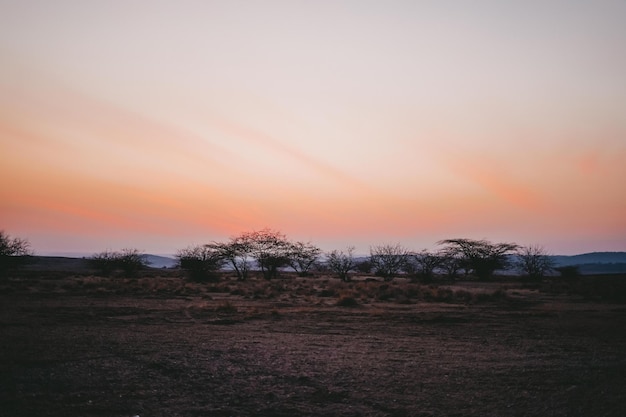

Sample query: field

[1,270,625,417]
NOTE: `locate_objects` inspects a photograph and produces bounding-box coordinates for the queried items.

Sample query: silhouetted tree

[0,230,32,277]
[438,239,518,280]
[517,245,554,280]
[412,250,443,282]
[238,229,292,280]
[287,241,321,276]
[369,244,410,281]
[117,248,150,277]
[211,239,252,281]
[438,247,464,279]
[326,246,355,282]
[177,244,225,282]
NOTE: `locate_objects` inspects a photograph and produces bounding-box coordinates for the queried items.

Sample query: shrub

[369,244,410,281]
[336,295,359,307]
[555,265,580,279]
[177,245,225,282]
[89,249,150,277]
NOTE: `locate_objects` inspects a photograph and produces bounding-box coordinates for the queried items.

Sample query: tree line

[1,229,555,281]
[169,229,554,282]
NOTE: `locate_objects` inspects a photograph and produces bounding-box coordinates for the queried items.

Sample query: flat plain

[1,270,625,417]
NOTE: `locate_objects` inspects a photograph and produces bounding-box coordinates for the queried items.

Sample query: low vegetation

[2,228,625,417]
[89,248,150,277]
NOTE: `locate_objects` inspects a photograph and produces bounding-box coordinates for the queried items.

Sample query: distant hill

[550,252,626,266]
[549,252,626,275]
[142,254,177,268]
[499,252,626,275]
[19,254,178,272]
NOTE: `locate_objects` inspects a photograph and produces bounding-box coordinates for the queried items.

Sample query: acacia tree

[239,229,292,280]
[326,246,355,282]
[412,250,443,282]
[517,245,554,280]
[210,239,252,281]
[369,244,411,281]
[438,239,518,280]
[287,241,321,276]
[176,244,225,282]
[0,231,32,277]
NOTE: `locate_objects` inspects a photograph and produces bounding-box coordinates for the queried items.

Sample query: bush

[555,265,580,279]
[177,245,225,282]
[89,249,150,277]
[336,295,359,307]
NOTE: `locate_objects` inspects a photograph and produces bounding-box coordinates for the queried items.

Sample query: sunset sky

[1,1,625,256]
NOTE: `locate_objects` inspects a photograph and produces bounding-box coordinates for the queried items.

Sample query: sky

[1,0,625,256]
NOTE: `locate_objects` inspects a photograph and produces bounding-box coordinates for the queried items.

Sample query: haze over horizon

[2,1,625,256]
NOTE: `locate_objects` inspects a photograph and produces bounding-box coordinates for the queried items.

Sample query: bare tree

[438,247,464,279]
[412,250,443,282]
[176,244,225,282]
[517,245,554,280]
[326,246,355,282]
[0,231,32,277]
[288,241,321,276]
[369,244,411,281]
[438,239,518,280]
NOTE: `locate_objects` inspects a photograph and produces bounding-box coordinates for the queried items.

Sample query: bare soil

[1,273,625,417]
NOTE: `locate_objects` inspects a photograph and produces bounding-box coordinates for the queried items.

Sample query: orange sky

[1,1,625,255]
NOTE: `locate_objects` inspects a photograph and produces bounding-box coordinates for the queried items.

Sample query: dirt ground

[1,273,625,417]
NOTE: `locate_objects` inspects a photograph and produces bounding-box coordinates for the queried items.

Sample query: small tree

[369,244,410,281]
[438,239,518,280]
[412,250,443,282]
[212,239,251,281]
[517,245,554,280]
[438,247,463,279]
[326,246,355,282]
[287,241,321,276]
[177,245,225,282]
[0,231,32,277]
